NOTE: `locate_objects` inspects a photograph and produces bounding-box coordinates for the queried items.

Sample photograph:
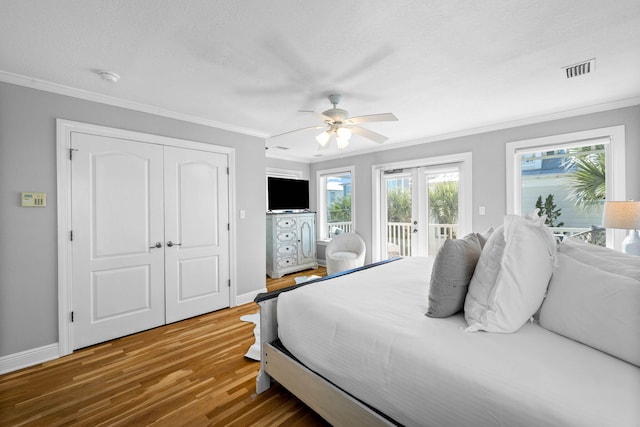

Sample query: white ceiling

[1,1,639,162]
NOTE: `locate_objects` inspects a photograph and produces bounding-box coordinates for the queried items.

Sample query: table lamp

[602,201,640,255]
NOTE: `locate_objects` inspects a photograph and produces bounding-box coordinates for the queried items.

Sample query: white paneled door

[71,133,229,349]
[164,147,229,324]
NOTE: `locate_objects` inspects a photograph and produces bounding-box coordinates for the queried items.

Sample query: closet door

[164,147,230,323]
[71,133,165,349]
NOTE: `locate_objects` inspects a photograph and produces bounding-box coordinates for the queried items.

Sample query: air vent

[563,58,595,78]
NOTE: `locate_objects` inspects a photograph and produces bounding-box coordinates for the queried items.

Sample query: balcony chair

[326,232,366,275]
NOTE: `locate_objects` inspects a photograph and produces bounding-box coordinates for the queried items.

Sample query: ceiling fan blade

[350,126,389,144]
[345,113,398,125]
[270,125,326,138]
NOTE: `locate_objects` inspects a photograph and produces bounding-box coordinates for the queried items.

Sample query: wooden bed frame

[254,260,400,426]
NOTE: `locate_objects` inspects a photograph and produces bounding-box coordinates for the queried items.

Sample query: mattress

[277,257,640,427]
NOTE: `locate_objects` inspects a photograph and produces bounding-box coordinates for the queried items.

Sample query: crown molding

[0,71,269,139]
[300,96,640,164]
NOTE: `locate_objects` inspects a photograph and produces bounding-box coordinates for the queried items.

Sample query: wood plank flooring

[0,267,328,426]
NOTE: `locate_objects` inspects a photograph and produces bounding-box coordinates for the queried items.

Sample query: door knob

[167,241,182,247]
[150,242,162,249]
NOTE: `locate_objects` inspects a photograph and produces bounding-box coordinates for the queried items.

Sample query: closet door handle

[150,242,162,249]
[167,241,182,247]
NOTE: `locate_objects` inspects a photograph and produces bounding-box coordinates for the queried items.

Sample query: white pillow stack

[539,237,640,366]
[464,213,557,333]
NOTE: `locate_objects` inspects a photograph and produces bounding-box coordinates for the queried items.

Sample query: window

[317,167,355,240]
[506,126,626,249]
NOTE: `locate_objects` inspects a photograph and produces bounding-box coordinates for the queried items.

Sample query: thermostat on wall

[21,192,47,207]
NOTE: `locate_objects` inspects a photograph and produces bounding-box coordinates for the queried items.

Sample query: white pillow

[562,236,640,267]
[539,241,640,367]
[464,214,557,333]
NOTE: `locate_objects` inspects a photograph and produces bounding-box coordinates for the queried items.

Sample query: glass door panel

[425,168,459,256]
[383,171,413,258]
[381,165,461,258]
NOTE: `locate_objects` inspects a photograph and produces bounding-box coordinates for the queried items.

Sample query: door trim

[56,119,237,356]
[371,152,473,262]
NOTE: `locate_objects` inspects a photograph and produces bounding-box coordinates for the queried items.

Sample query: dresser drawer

[276,217,297,229]
[276,257,297,269]
[277,244,297,256]
[276,230,297,243]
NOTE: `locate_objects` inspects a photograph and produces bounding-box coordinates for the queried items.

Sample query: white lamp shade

[315,131,331,146]
[603,201,640,230]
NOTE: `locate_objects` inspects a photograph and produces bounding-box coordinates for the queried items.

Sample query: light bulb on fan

[315,131,331,146]
[336,127,352,140]
[336,127,351,149]
[336,137,350,149]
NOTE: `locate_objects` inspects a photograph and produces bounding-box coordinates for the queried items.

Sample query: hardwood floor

[0,267,328,426]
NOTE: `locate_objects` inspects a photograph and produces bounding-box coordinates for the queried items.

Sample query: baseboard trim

[0,343,59,375]
[235,288,267,306]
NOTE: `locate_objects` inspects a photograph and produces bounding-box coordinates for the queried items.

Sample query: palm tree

[387,189,412,222]
[428,181,458,224]
[564,152,605,211]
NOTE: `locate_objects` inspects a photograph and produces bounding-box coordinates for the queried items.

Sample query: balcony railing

[327,221,353,239]
[329,221,461,257]
[387,223,458,257]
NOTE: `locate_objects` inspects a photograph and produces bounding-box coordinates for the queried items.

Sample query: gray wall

[310,105,640,264]
[0,82,266,357]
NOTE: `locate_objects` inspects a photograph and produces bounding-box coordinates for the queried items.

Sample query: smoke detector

[562,59,595,79]
[98,70,120,83]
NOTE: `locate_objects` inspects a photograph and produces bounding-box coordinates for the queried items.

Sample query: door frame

[371,152,473,262]
[56,119,237,356]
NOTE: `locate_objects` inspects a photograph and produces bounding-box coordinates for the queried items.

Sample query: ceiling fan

[272,94,398,149]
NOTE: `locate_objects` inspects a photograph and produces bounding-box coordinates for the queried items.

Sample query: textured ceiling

[1,0,639,162]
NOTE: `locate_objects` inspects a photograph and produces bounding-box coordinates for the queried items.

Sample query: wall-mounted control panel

[21,192,47,207]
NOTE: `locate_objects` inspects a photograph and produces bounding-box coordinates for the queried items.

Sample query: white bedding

[277,257,640,427]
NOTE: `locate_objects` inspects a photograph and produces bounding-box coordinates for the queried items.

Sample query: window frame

[316,166,356,241]
[506,125,626,250]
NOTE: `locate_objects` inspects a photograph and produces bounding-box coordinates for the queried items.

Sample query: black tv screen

[268,177,309,211]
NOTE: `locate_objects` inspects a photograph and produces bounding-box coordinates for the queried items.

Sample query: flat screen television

[267,177,309,211]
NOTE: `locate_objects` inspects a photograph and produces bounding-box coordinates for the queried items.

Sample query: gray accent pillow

[426,233,482,318]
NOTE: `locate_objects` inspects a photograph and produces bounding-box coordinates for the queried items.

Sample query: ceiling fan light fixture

[336,127,352,141]
[336,136,350,150]
[315,131,331,146]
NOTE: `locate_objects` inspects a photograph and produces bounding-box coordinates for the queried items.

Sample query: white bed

[258,256,640,427]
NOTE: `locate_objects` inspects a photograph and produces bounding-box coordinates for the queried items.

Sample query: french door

[71,132,229,349]
[382,165,461,258]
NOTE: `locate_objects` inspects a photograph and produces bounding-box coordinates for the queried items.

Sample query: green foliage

[535,194,564,227]
[328,196,351,222]
[565,153,606,211]
[428,181,458,224]
[387,189,412,222]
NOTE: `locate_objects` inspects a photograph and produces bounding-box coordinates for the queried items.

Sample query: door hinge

[71,311,74,322]
[69,148,78,160]
[228,279,231,287]
[227,223,230,231]
[70,230,73,241]
[226,167,230,175]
